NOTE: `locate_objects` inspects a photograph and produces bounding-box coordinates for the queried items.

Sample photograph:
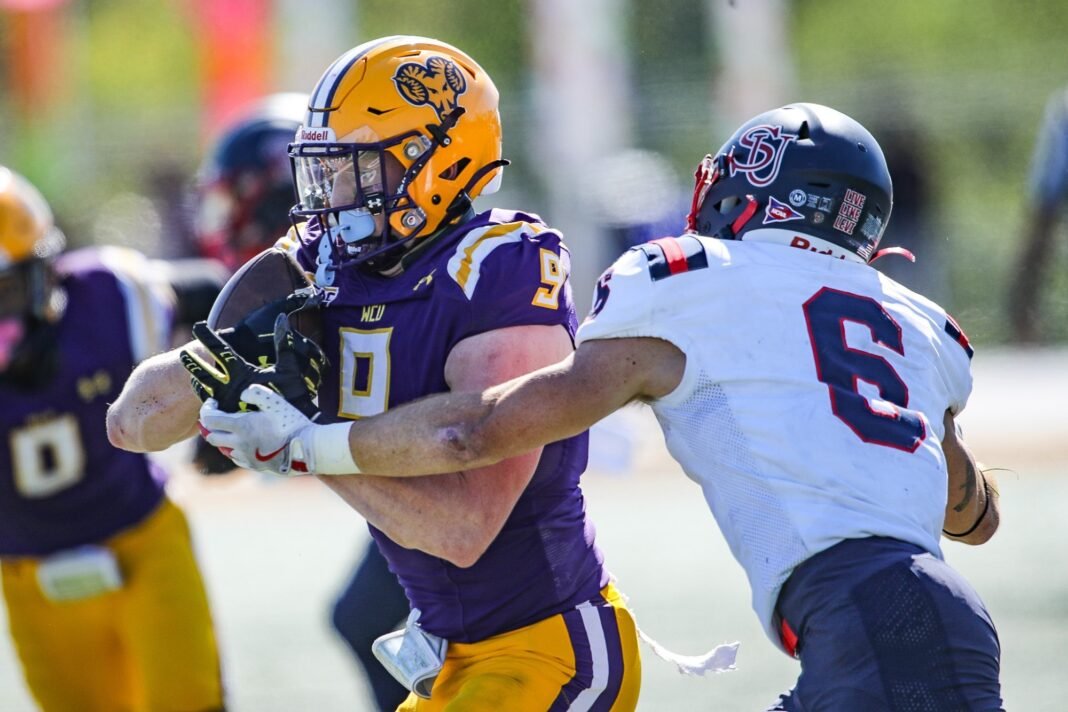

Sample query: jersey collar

[739,228,867,264]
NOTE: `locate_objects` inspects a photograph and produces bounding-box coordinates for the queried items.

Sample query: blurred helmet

[194,93,306,273]
[0,167,64,316]
[688,103,892,263]
[0,167,65,372]
[290,36,506,274]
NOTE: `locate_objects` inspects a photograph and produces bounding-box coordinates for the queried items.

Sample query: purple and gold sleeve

[448,230,578,343]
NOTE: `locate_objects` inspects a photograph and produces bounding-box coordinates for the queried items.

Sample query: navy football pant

[769,537,1003,712]
[332,540,411,711]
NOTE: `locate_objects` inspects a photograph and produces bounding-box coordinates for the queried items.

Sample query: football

[206,247,323,344]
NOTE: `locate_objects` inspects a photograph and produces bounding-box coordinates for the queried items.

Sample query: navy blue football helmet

[687,103,893,262]
[194,94,305,272]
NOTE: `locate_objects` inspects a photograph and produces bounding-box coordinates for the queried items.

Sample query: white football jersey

[576,234,973,648]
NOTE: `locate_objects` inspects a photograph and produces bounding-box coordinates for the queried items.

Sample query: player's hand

[199,384,317,475]
[180,322,257,413]
[180,313,325,417]
[216,288,324,369]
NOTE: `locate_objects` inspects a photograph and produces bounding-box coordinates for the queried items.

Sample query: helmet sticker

[393,56,468,121]
[296,126,336,143]
[832,188,866,235]
[860,213,884,240]
[788,189,807,207]
[763,197,804,225]
[728,124,798,188]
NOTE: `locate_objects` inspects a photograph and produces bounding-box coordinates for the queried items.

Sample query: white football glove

[199,384,316,476]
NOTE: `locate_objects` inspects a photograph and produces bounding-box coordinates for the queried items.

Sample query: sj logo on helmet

[729,124,798,188]
[393,56,468,121]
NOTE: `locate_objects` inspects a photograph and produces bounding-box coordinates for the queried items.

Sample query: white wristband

[308,422,360,475]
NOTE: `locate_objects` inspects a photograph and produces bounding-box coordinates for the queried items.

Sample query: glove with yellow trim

[180,313,326,418]
[215,288,322,370]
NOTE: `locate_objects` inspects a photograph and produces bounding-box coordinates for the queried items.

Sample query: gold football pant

[1,498,223,712]
[399,582,641,712]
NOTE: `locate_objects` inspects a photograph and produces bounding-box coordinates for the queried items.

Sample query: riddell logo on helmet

[295,127,336,143]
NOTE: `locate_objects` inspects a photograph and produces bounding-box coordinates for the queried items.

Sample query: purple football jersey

[0,249,167,556]
[293,209,608,642]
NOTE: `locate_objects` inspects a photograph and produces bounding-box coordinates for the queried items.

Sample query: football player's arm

[107,343,206,452]
[941,410,1000,545]
[343,334,684,477]
[317,323,570,566]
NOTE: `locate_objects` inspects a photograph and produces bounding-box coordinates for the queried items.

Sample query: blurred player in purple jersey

[0,166,224,711]
[1010,86,1068,343]
[110,37,642,710]
[203,104,1005,711]
[191,93,409,710]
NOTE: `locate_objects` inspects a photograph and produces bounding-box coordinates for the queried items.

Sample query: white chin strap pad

[481,168,503,196]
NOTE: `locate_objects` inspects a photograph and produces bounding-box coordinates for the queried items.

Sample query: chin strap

[709,195,760,241]
[442,158,511,225]
[425,106,466,148]
[685,152,761,241]
[869,246,916,264]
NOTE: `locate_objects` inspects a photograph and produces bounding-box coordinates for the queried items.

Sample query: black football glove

[180,313,326,418]
[215,288,323,369]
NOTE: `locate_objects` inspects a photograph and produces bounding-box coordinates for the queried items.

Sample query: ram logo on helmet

[393,56,468,121]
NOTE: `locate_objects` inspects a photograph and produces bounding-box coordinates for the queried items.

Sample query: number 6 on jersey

[803,287,927,452]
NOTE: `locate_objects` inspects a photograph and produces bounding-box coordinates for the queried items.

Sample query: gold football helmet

[0,167,64,321]
[289,36,506,272]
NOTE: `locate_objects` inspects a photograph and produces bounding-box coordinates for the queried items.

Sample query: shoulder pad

[943,313,974,359]
[633,235,710,281]
[445,219,555,299]
[274,225,303,257]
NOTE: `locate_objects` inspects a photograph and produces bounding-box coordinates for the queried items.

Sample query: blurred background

[4,0,1068,340]
[1,0,1066,710]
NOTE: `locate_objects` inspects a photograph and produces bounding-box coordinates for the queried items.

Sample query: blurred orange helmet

[0,167,63,270]
[289,36,506,273]
[0,168,64,371]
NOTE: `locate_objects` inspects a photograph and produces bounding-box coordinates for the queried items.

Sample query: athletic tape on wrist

[310,422,360,475]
